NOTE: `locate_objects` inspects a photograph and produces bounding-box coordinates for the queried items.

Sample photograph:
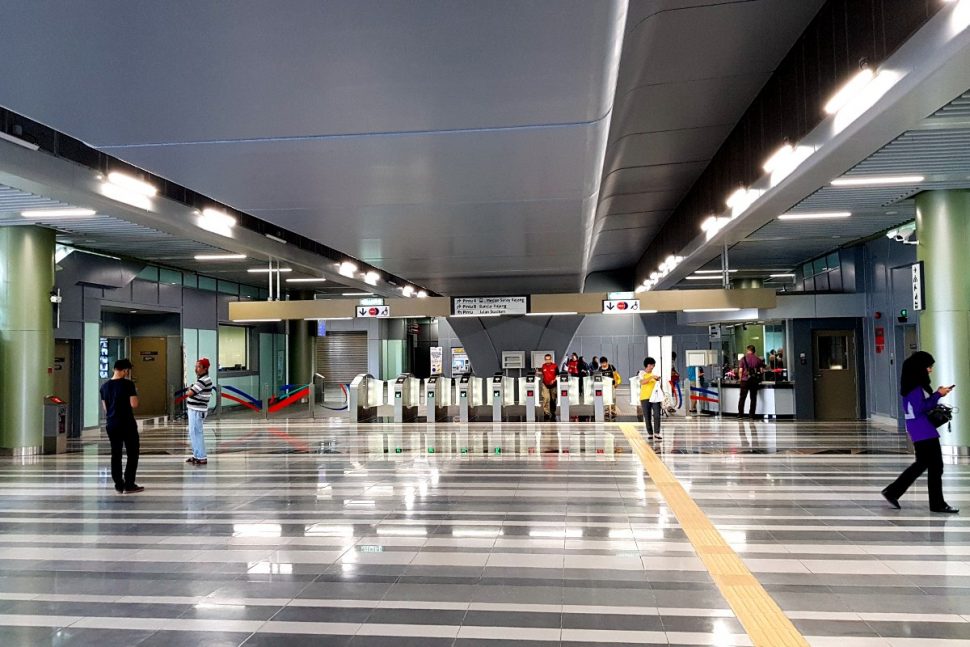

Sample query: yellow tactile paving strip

[619,423,809,647]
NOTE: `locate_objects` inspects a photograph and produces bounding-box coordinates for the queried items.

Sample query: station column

[916,190,970,448]
[287,291,314,388]
[0,226,55,454]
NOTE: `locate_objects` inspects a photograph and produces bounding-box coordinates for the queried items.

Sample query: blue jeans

[188,409,207,459]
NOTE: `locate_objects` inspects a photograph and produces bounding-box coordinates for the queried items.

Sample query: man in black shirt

[99,359,144,494]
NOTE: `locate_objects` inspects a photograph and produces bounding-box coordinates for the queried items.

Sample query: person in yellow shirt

[637,357,663,440]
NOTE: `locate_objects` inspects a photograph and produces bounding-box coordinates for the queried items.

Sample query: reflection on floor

[1,419,968,646]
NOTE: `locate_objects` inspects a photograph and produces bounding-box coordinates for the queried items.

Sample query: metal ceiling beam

[648,4,970,290]
[0,138,399,297]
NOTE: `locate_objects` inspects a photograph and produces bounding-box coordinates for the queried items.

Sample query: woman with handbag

[882,351,958,513]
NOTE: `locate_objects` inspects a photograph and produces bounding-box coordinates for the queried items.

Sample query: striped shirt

[186,374,213,411]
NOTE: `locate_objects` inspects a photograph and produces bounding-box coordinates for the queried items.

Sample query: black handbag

[927,404,954,429]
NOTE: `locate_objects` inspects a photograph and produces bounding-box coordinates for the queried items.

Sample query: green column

[916,190,970,447]
[0,226,55,454]
[287,292,314,386]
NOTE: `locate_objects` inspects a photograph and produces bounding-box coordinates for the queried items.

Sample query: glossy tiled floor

[1,417,969,646]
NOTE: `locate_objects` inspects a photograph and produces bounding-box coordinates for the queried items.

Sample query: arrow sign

[356,305,390,318]
[602,299,641,314]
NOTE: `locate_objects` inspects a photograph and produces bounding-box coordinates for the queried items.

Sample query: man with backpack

[598,356,619,420]
[738,345,765,420]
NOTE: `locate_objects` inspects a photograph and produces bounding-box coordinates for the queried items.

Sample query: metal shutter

[315,332,368,384]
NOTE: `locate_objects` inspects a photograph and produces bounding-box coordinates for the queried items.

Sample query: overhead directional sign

[602,299,640,314]
[453,296,527,316]
[356,305,390,318]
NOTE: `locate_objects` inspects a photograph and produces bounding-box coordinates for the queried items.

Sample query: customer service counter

[718,381,795,419]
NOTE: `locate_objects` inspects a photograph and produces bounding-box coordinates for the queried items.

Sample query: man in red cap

[185,358,213,464]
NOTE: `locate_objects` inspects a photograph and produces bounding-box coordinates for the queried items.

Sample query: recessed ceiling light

[21,208,96,218]
[416,290,428,299]
[769,273,795,278]
[363,271,380,286]
[831,175,924,186]
[265,233,287,244]
[194,254,246,261]
[777,212,851,220]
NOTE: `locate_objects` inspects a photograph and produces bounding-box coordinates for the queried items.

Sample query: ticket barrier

[393,374,419,423]
[485,375,518,422]
[349,373,381,423]
[424,376,455,422]
[518,375,541,423]
[591,375,614,423]
[557,373,571,420]
[457,374,488,422]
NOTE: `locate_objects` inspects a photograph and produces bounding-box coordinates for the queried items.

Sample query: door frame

[812,329,861,420]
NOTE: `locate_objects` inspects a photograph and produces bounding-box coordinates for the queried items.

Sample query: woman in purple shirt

[882,351,957,513]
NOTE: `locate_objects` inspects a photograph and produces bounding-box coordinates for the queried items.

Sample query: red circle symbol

[368,307,379,316]
[617,301,628,310]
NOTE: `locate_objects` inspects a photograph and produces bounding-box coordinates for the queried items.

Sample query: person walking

[99,359,144,494]
[598,356,619,420]
[539,353,559,422]
[638,357,663,440]
[186,357,214,465]
[882,351,958,513]
[737,345,764,419]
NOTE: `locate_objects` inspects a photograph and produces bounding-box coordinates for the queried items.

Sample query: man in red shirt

[539,353,559,422]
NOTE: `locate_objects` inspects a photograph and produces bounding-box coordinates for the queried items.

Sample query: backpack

[613,370,622,386]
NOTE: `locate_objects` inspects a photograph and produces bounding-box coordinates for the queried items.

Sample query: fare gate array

[349,372,616,424]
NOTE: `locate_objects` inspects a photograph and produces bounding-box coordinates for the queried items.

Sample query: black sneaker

[186,457,198,464]
[114,484,125,494]
[881,488,901,510]
[124,485,145,494]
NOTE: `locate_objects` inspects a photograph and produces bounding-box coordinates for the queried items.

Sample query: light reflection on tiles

[0,418,967,645]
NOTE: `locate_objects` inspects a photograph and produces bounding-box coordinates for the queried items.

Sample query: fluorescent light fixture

[769,273,796,278]
[375,526,428,537]
[363,271,380,286]
[247,267,292,273]
[233,318,282,322]
[695,269,737,274]
[416,290,428,298]
[832,70,900,133]
[286,277,328,283]
[824,68,875,114]
[951,0,970,35]
[100,179,151,210]
[0,130,40,150]
[106,171,157,196]
[762,143,795,173]
[686,275,723,280]
[338,261,357,278]
[726,187,763,218]
[831,175,924,187]
[194,253,246,261]
[683,308,742,313]
[303,316,353,321]
[777,211,851,220]
[342,292,372,296]
[764,144,814,187]
[265,233,287,244]
[526,311,578,316]
[201,207,235,226]
[451,313,501,318]
[21,208,96,218]
[640,309,659,314]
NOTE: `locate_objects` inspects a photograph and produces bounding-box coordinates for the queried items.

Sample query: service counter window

[219,325,249,371]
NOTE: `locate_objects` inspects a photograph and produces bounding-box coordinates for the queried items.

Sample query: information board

[356,305,390,318]
[453,296,527,316]
[602,299,640,314]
